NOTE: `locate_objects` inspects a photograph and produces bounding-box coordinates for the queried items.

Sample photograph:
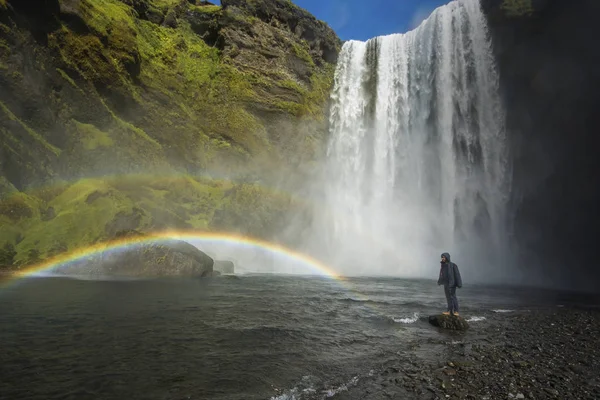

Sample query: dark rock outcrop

[0,0,338,265]
[481,0,600,290]
[54,235,214,278]
[220,0,340,64]
[0,0,341,190]
[428,314,470,331]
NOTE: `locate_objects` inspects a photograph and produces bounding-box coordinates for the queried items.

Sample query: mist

[285,0,517,285]
[276,0,600,294]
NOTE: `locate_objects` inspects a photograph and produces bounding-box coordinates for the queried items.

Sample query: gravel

[338,308,600,399]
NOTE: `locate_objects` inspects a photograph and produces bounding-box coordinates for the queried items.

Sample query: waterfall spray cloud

[306,0,511,282]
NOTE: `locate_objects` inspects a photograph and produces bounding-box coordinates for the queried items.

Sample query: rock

[220,0,340,63]
[443,368,457,376]
[54,235,214,278]
[480,0,600,288]
[213,259,235,274]
[0,0,341,204]
[428,314,470,331]
[513,361,528,368]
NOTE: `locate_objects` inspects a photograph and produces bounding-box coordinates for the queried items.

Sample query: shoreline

[342,307,600,399]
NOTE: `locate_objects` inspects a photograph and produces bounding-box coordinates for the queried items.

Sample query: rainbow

[1,231,345,287]
[0,231,397,321]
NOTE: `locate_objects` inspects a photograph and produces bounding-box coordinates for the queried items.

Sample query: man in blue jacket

[437,252,462,316]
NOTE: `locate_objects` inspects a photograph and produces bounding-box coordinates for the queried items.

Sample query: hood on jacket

[441,252,451,263]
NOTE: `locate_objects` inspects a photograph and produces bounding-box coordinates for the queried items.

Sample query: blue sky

[210,0,451,41]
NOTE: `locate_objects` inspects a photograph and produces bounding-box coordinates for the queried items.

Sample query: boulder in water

[428,314,470,331]
[55,233,214,278]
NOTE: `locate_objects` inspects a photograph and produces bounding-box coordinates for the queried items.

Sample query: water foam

[271,375,360,400]
[466,316,487,322]
[393,312,420,324]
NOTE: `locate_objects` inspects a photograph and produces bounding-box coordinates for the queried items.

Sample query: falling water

[314,0,510,280]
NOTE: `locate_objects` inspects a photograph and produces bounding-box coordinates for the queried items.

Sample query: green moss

[210,137,232,150]
[79,0,139,65]
[278,79,307,93]
[28,181,70,203]
[56,68,81,91]
[0,192,39,221]
[0,101,61,156]
[41,0,335,164]
[305,63,336,119]
[190,4,222,14]
[273,100,305,116]
[48,0,141,97]
[210,183,297,237]
[71,120,114,150]
[291,41,315,67]
[133,16,275,152]
[0,0,338,263]
[0,173,307,265]
[0,242,16,268]
[112,110,161,148]
[49,27,121,84]
[11,180,132,263]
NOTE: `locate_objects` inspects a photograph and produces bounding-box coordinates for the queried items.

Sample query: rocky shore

[342,307,600,399]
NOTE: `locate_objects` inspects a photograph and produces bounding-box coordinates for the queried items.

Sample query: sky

[210,0,452,41]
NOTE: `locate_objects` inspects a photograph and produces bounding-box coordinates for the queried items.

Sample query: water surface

[0,274,589,400]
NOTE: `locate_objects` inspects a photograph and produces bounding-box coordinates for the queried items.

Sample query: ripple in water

[0,275,587,399]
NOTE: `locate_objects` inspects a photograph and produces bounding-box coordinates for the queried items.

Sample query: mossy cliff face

[0,0,340,186]
[0,175,306,267]
[0,0,338,269]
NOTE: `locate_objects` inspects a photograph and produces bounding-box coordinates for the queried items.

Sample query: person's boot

[453,312,460,316]
[442,311,450,315]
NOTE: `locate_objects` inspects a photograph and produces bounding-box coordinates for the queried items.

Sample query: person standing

[437,252,462,316]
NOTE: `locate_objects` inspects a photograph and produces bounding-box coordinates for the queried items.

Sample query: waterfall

[315,0,510,279]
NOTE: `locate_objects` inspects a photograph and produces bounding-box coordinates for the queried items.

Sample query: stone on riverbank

[428,314,470,331]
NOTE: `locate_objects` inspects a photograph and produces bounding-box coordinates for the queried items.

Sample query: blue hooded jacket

[437,252,462,288]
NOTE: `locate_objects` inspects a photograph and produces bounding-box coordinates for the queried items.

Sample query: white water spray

[309,0,510,280]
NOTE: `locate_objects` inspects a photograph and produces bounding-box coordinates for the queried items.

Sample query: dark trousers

[444,285,459,313]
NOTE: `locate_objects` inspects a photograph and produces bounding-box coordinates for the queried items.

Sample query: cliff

[482,0,600,289]
[0,0,340,268]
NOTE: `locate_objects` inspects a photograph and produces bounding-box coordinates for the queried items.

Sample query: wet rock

[428,314,470,331]
[443,368,457,376]
[53,233,214,278]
